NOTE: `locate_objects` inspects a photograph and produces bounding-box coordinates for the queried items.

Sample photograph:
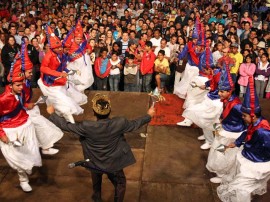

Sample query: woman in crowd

[238,54,256,97]
[255,53,270,98]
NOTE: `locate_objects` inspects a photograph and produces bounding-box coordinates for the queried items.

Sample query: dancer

[0,58,41,192]
[47,94,155,202]
[206,59,246,183]
[183,39,214,109]
[177,63,223,150]
[37,25,85,123]
[174,17,201,99]
[64,20,94,92]
[217,76,270,202]
[20,40,63,155]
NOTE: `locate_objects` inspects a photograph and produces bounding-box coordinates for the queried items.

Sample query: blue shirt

[178,44,199,67]
[235,118,270,162]
[221,95,246,133]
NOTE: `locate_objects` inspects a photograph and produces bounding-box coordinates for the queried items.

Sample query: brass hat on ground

[92,94,111,115]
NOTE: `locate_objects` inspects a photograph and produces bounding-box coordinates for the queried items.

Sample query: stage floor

[0,90,270,201]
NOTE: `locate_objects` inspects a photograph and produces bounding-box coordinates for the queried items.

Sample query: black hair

[128,54,135,59]
[158,50,165,55]
[145,41,153,47]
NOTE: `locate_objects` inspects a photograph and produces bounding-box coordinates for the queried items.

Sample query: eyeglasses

[222,51,228,53]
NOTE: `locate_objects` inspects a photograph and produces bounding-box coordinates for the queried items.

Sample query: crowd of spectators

[0,0,270,97]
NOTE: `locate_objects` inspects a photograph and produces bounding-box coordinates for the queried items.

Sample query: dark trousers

[91,170,126,202]
[96,77,108,91]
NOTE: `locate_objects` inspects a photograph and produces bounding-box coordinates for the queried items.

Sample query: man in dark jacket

[47,93,155,202]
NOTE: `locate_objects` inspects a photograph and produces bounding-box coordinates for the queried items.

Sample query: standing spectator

[118,32,129,57]
[140,41,156,92]
[124,54,139,92]
[260,32,270,50]
[150,29,162,50]
[8,25,17,37]
[1,35,19,85]
[109,51,122,91]
[240,10,253,27]
[14,27,25,45]
[212,42,223,66]
[238,54,256,97]
[229,43,243,83]
[0,33,5,49]
[154,38,170,59]
[255,53,270,98]
[23,36,39,88]
[0,48,3,86]
[241,29,257,52]
[94,48,111,91]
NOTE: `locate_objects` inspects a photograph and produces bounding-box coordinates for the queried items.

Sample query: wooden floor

[0,89,270,201]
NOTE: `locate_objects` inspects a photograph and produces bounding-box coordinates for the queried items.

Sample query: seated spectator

[154,50,170,92]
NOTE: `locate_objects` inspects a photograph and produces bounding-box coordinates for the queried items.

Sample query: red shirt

[40,49,67,86]
[140,51,156,75]
[94,57,111,78]
[0,86,29,138]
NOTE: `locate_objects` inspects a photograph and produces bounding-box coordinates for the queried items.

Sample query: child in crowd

[109,51,122,91]
[94,48,111,91]
[140,41,156,93]
[124,54,139,92]
[154,50,170,92]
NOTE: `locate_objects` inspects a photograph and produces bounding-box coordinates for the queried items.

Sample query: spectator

[1,35,19,84]
[154,50,170,92]
[124,54,139,92]
[94,48,111,91]
[255,53,270,98]
[109,51,122,91]
[238,54,256,97]
[229,43,243,83]
[140,41,155,92]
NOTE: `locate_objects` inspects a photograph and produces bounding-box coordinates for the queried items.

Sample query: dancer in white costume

[183,39,214,109]
[217,76,270,202]
[38,25,85,123]
[64,20,94,92]
[177,64,223,149]
[20,41,63,155]
[206,59,246,184]
[0,59,41,192]
[174,17,201,99]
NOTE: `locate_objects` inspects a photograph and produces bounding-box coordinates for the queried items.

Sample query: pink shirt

[238,63,256,86]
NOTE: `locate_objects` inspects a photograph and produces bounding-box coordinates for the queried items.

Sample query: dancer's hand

[199,85,206,90]
[147,106,155,117]
[0,135,10,144]
[227,143,236,148]
[47,105,55,114]
[60,72,68,78]
[27,103,35,110]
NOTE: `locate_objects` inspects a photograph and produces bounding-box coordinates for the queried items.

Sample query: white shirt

[109,58,121,75]
[150,37,162,48]
[0,40,5,49]
[154,47,171,58]
[212,50,223,66]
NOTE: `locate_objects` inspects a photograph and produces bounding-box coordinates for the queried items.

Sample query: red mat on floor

[149,94,185,126]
